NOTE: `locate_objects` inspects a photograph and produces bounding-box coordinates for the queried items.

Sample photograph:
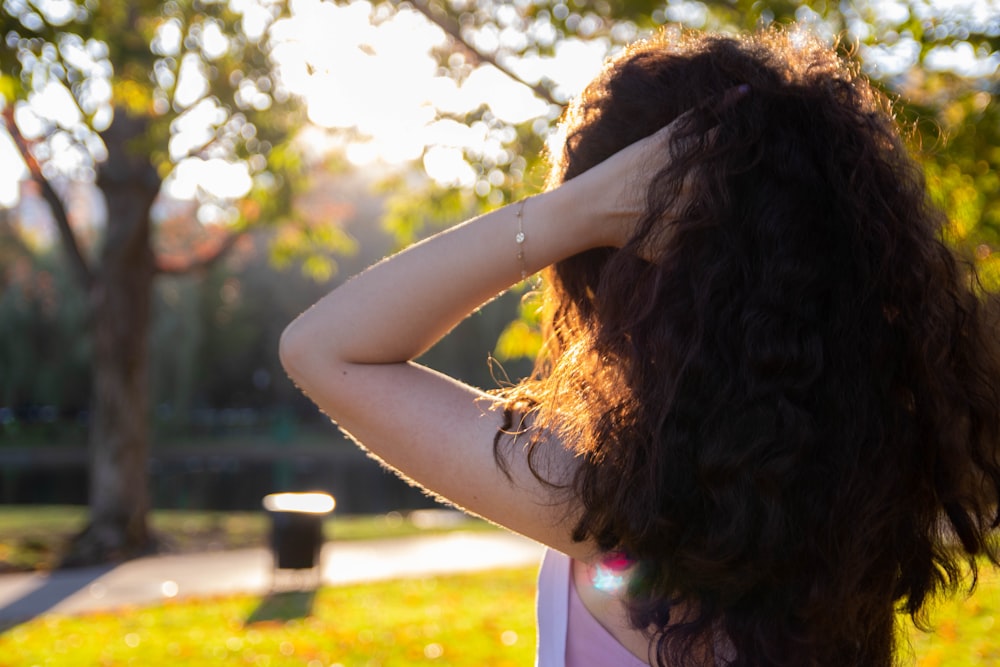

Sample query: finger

[690,84,752,128]
[717,84,752,111]
[650,84,750,147]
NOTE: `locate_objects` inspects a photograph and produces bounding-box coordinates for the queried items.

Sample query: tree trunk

[62,112,161,566]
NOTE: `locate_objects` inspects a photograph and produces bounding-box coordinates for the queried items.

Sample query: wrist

[531,184,614,257]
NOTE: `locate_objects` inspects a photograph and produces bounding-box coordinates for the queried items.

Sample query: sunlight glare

[512,37,608,105]
[925,41,1000,77]
[272,0,577,180]
[168,98,227,161]
[423,145,476,187]
[152,18,183,57]
[0,134,27,207]
[174,53,210,109]
[230,0,274,41]
[167,158,252,201]
[200,20,231,61]
[275,0,458,168]
[34,0,77,25]
[344,141,379,166]
[423,118,487,147]
[32,81,82,130]
[861,38,921,77]
[460,66,548,124]
[262,492,336,514]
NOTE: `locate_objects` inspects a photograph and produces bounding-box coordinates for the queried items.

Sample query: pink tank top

[536,549,735,666]
[566,571,649,667]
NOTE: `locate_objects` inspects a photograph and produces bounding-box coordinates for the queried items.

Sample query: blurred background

[1,0,998,569]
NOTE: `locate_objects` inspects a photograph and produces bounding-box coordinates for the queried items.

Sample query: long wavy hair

[496,27,1000,666]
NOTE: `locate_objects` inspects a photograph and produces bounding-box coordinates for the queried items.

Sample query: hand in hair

[571,84,750,254]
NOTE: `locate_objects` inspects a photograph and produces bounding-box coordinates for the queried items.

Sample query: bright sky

[0,133,23,207]
[0,0,607,208]
[265,0,608,187]
[1,0,997,209]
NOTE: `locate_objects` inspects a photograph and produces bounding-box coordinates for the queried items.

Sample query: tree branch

[0,212,35,260]
[154,228,246,274]
[405,0,561,107]
[2,106,95,289]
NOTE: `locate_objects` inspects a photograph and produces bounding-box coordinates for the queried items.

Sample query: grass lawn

[1,563,998,666]
[0,506,496,572]
[904,563,1000,666]
[0,567,538,667]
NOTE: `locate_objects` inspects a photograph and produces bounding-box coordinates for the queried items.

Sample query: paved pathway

[0,531,544,627]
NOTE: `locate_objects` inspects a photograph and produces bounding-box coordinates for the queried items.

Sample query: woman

[281,28,1000,667]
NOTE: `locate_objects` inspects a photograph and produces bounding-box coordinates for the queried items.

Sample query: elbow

[280,317,353,413]
[280,312,354,389]
[279,319,311,385]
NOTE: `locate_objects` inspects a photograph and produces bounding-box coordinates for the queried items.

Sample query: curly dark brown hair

[497,27,1000,666]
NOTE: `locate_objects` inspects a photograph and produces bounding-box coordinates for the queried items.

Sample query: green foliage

[376,112,551,252]
[494,285,544,362]
[379,176,479,250]
[921,91,1000,247]
[268,212,358,283]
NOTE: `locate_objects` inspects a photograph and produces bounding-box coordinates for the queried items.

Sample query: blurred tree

[0,0,352,564]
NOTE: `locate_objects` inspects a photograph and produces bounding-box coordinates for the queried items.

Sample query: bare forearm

[280,186,602,373]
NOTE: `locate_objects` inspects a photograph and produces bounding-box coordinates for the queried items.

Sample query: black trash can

[262,492,336,578]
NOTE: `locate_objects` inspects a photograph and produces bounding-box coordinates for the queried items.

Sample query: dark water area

[0,441,441,514]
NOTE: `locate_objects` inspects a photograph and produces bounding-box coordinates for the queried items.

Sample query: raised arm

[279,122,677,558]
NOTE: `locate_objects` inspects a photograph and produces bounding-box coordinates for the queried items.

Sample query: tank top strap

[535,548,571,666]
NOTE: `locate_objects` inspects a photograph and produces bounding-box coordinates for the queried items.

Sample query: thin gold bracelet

[516,199,527,280]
